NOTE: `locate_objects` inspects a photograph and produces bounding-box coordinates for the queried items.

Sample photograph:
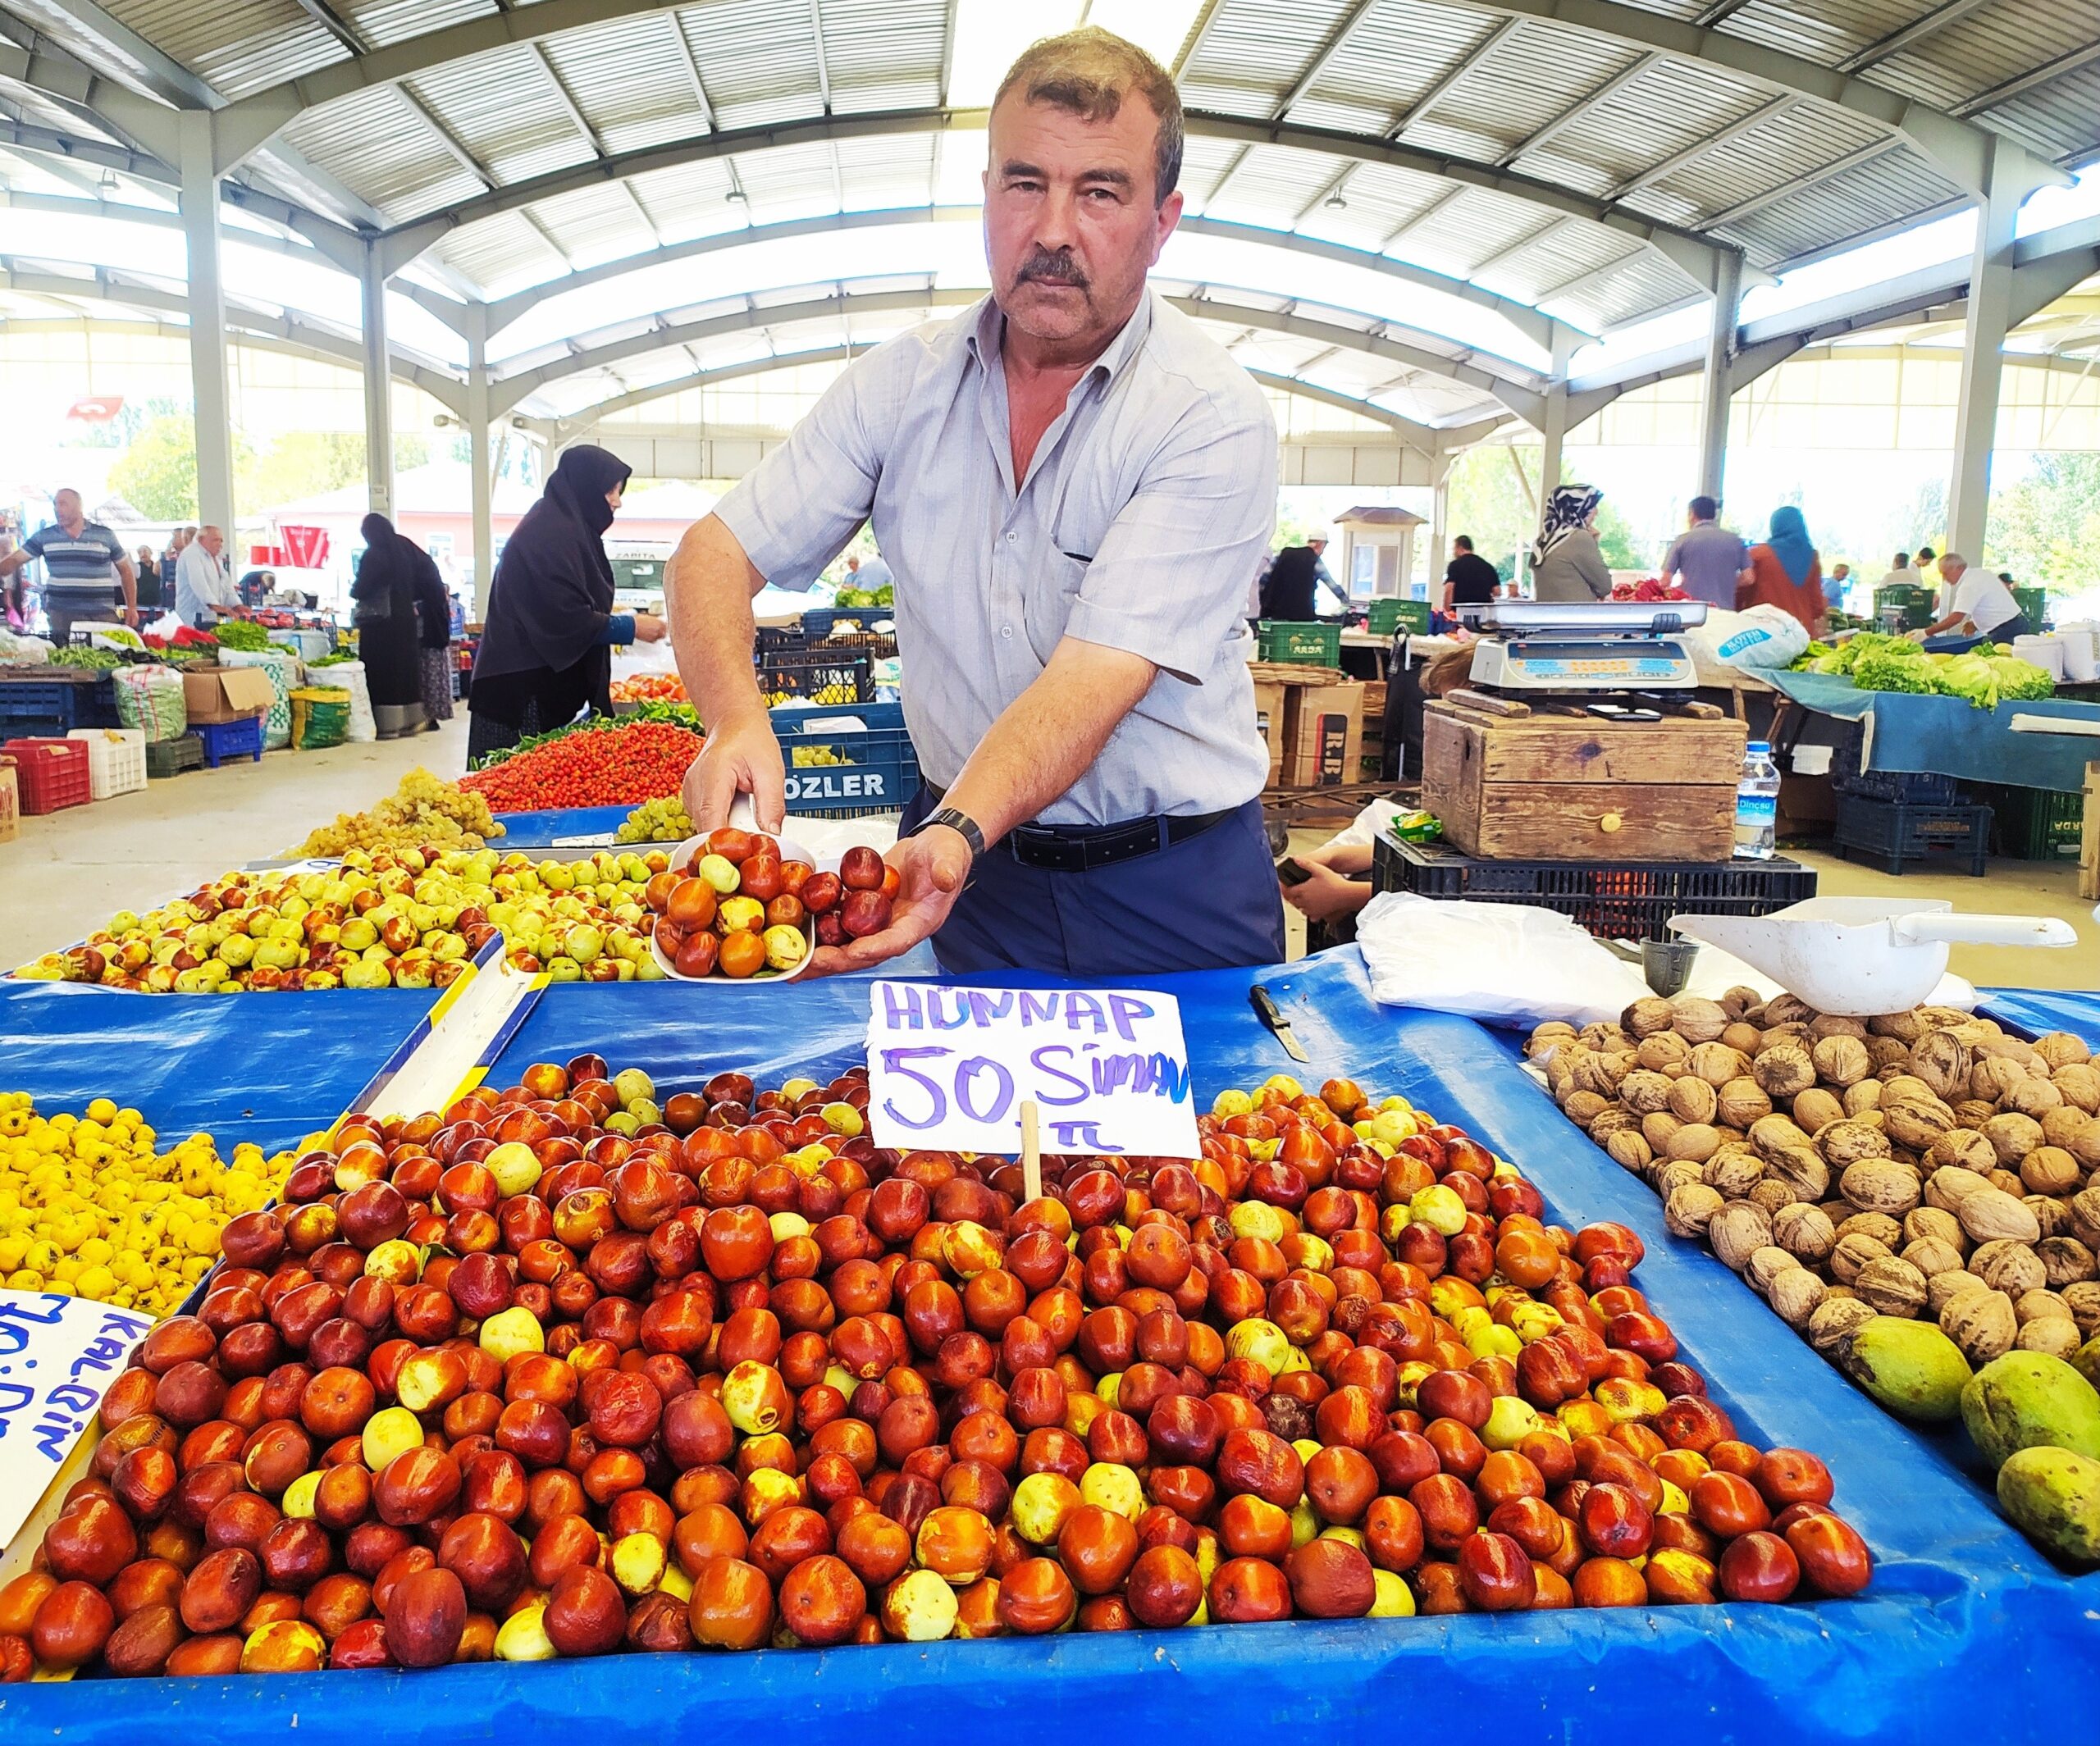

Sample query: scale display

[1468,636,1699,691]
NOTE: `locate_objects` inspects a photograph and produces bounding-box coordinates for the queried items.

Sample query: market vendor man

[669,27,1282,979]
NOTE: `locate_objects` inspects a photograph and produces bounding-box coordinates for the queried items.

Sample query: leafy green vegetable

[1854,647,1934,694]
[212,619,274,651]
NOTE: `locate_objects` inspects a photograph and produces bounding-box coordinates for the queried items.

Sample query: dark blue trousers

[898,788,1285,978]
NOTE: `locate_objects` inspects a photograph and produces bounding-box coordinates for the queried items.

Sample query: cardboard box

[1252,679,1286,788]
[0,762,17,843]
[1281,682,1363,788]
[182,666,276,724]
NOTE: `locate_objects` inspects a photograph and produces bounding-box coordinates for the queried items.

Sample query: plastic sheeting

[0,982,437,1154]
[1982,986,2100,1048]
[8,952,2092,1744]
[1764,669,2100,791]
[491,804,637,846]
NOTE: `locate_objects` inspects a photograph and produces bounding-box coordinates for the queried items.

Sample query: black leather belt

[923,784,1235,873]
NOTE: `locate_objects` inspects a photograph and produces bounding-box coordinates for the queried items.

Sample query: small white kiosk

[1335,505,1426,600]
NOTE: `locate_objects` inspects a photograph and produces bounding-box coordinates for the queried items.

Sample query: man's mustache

[1017,248,1089,287]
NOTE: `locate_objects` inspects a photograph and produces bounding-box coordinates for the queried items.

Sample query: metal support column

[360,239,394,517]
[1949,142,2019,562]
[464,301,495,620]
[1537,324,1578,498]
[1697,250,1743,506]
[177,112,235,537]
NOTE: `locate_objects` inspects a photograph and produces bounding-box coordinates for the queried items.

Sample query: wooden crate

[1422,697,1746,861]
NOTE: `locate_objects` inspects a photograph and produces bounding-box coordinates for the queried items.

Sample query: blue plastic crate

[797,607,836,639]
[188,712,265,768]
[0,674,117,734]
[772,700,918,817]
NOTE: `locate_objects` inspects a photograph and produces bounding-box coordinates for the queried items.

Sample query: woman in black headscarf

[352,513,428,730]
[413,552,457,729]
[467,445,665,763]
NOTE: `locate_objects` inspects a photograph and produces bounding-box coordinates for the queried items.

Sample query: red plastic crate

[1,737,93,814]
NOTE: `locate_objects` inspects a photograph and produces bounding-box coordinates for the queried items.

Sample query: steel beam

[361,238,395,515]
[178,110,235,536]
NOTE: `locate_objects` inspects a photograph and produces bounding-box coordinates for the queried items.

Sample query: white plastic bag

[319,659,378,742]
[1355,892,1653,1028]
[1701,604,1808,670]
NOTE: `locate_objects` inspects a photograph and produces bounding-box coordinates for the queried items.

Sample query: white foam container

[2012,634,2068,680]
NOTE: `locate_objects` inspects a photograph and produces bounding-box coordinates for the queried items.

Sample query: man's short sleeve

[713,341,903,588]
[18,527,48,558]
[1061,399,1277,683]
[1660,534,1687,578]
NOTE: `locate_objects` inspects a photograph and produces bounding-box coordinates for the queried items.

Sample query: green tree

[240,431,364,513]
[109,414,203,520]
[1593,499,1649,572]
[1988,454,2100,595]
[1445,443,1541,583]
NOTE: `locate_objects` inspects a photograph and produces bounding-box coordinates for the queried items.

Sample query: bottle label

[1737,796,1777,825]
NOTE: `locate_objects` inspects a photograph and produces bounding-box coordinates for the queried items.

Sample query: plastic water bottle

[1735,740,1779,859]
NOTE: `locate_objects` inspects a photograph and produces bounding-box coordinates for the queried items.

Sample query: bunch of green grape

[300,768,504,857]
[616,796,692,843]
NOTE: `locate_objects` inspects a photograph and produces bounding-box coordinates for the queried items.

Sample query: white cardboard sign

[866,982,1201,1159]
[0,1292,155,1548]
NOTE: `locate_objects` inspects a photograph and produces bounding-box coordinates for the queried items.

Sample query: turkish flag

[280,525,331,568]
[66,396,124,422]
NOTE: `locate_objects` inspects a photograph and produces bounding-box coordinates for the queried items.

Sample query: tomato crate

[772,701,918,818]
[1371,835,1816,941]
[187,713,265,768]
[0,737,93,814]
[756,647,871,707]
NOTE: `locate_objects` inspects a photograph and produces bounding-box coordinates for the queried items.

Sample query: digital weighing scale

[1455,599,1706,697]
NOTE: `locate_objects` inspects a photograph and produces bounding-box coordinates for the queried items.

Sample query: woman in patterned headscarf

[1527,484,1611,602]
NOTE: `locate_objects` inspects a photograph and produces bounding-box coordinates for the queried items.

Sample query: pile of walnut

[1527,992,2100,1369]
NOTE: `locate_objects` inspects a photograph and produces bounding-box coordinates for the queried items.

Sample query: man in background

[175,525,238,628]
[1827,560,1851,616]
[1659,495,1751,610]
[842,551,893,592]
[1260,536,1349,620]
[1920,551,2030,647]
[1439,534,1501,624]
[0,488,136,645]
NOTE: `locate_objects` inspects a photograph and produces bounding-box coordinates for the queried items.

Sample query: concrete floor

[5,739,2093,995]
[2,720,472,961]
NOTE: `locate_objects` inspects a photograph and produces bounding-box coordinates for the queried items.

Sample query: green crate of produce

[1874,585,1933,631]
[1258,620,1343,665]
[1367,599,1431,636]
[1988,785,2082,859]
[2015,586,2047,630]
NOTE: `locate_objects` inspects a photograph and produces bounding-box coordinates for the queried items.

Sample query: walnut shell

[1970,1239,2048,1298]
[1750,1178,1799,1215]
[1766,1146,1832,1205]
[1924,1128,1998,1174]
[1703,1147,1765,1199]
[1637,1033,1692,1074]
[1618,1069,1677,1115]
[1664,1182,1726,1238]
[1642,1110,1686,1152]
[2028,1196,2070,1241]
[1774,1202,1836,1263]
[1900,1237,1967,1278]
[2036,1236,2098,1289]
[1910,1031,1974,1101]
[1869,1010,1931,1043]
[1809,1035,1872,1089]
[1982,1112,2043,1165]
[1955,1098,1999,1131]
[1883,1100,1957,1152]
[1573,1051,1632,1097]
[2037,1031,2093,1069]
[1959,1186,2043,1246]
[1655,1159,1707,1199]
[1808,1295,1876,1352]
[1684,1042,1750,1088]
[1666,1123,1723,1164]
[1840,1158,1920,1217]
[1971,1057,2033,1104]
[1865,1036,1914,1071]
[1988,1167,2028,1198]
[1669,996,1730,1044]
[2017,1317,2083,1359]
[1717,1078,1774,1129]
[1563,1090,1612,1128]
[1668,1076,1719,1126]
[1929,1270,1990,1315]
[1710,1202,1774,1271]
[1754,1045,1817,1099]
[1941,1289,2018,1365]
[1974,1033,2041,1068]
[1605,1130,1654,1174]
[2016,1288,2074,1325]
[1762,995,1816,1028]
[1746,1243,1799,1293]
[1926,1165,1992,1215]
[1855,1256,1929,1318]
[1749,1114,1813,1158]
[1838,1210,1906,1250]
[2020,1146,2082,1197]
[1579,1022,1632,1053]
[1527,1021,1577,1058]
[2050,1064,2100,1115]
[2004,1078,2066,1120]
[1829,1231,1893,1285]
[1842,1080,1885,1119]
[1721,1022,1765,1057]
[2070,1186,2100,1248]
[1904,1206,1967,1251]
[2041,1105,2098,1156]
[1824,1120,1895,1169]
[1623,997,1677,1037]
[1587,1109,1639,1142]
[1881,1074,1939,1106]
[1769,1268,1826,1329]
[1793,1088,1847,1136]
[2062,1281,2100,1338]
[1719,986,1764,1022]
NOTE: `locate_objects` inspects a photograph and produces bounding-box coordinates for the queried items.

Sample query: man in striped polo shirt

[0,489,137,645]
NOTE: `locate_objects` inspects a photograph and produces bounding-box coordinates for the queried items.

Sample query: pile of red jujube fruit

[0,1062,1873,1680]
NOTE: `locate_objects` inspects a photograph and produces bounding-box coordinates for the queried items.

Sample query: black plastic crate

[1828,723,1957,804]
[1371,836,1817,941]
[756,647,871,707]
[1833,791,1991,876]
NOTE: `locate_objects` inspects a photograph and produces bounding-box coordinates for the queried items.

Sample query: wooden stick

[1019,1101,1042,1205]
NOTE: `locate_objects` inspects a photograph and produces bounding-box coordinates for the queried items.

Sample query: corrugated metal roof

[542,16,707,157]
[276,84,485,221]
[1179,0,1358,117]
[817,0,944,112]
[340,0,493,54]
[682,0,821,132]
[406,48,596,188]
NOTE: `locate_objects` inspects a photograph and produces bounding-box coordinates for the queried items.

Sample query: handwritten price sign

[866,982,1201,1159]
[0,1292,155,1550]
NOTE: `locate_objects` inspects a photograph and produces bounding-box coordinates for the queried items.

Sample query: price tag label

[866,982,1201,1159]
[0,1293,155,1550]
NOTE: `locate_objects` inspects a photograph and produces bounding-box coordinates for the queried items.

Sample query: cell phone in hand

[1276,858,1313,886]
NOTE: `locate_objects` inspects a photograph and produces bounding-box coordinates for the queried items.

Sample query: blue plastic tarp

[0,981,435,1154]
[1982,986,2100,1050]
[1764,668,2100,791]
[490,805,637,846]
[10,950,2096,1745]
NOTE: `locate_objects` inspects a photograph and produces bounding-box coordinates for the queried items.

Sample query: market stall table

[4,951,2093,1746]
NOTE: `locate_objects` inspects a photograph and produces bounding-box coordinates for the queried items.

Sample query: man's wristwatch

[906,806,985,859]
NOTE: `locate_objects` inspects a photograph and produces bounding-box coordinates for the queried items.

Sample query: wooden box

[1282,682,1363,788]
[1422,700,1746,861]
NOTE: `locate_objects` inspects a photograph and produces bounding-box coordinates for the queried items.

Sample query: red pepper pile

[459,723,705,813]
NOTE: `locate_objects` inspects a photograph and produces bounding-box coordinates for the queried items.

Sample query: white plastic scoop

[1670,897,2076,1016]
